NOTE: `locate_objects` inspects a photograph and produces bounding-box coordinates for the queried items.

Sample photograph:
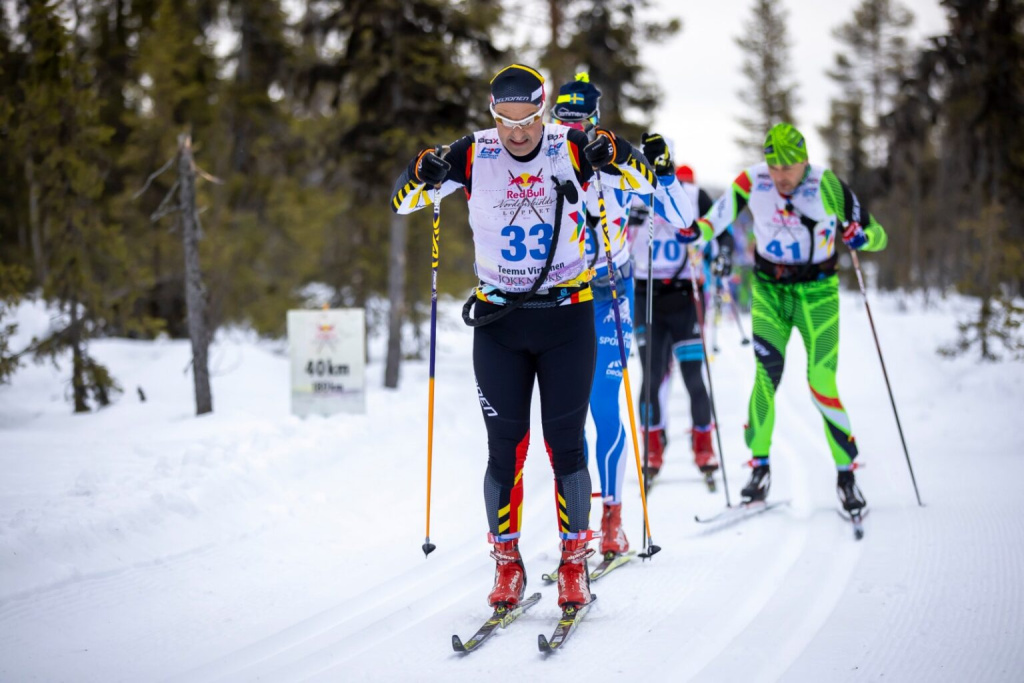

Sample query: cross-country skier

[633,160,735,486]
[390,64,657,610]
[696,123,887,513]
[550,73,696,558]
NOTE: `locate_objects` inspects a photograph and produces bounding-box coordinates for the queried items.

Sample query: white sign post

[287,308,366,416]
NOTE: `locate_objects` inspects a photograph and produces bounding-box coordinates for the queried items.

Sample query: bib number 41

[765,239,801,261]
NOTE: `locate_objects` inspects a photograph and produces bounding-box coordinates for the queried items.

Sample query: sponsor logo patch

[546,141,564,157]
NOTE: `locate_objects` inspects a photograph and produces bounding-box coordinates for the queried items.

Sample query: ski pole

[591,166,661,560]
[687,248,732,507]
[721,281,751,345]
[850,250,923,506]
[641,195,655,550]
[710,276,721,355]
[424,145,448,557]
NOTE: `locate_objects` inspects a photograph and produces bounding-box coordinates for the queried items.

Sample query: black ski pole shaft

[850,250,923,506]
[722,281,750,344]
[688,248,732,507]
[642,197,654,549]
[710,277,720,353]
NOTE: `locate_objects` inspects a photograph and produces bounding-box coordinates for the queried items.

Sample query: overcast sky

[639,0,949,189]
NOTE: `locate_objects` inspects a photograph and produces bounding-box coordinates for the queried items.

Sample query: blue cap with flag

[552,72,601,123]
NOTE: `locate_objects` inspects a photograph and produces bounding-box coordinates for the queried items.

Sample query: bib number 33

[502,223,553,262]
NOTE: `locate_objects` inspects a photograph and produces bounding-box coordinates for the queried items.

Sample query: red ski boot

[643,428,666,477]
[692,427,719,472]
[487,540,526,607]
[599,503,629,556]
[557,536,595,607]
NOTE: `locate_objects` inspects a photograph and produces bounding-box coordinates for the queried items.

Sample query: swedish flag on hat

[553,72,601,123]
[490,64,546,107]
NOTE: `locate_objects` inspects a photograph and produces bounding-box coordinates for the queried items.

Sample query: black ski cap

[490,64,546,107]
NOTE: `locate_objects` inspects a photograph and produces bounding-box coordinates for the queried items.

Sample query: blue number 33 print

[502,223,553,261]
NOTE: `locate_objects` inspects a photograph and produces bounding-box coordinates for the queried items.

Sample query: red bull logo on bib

[507,169,546,199]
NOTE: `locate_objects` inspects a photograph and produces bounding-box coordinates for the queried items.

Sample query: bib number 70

[502,223,553,261]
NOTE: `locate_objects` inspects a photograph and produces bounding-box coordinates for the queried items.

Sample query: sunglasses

[490,102,544,129]
[551,113,599,131]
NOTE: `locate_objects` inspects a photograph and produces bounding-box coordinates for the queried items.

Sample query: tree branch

[133,154,178,200]
[149,179,180,222]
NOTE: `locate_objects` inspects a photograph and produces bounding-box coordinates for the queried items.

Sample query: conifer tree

[734,0,799,161]
[10,0,123,411]
[0,263,29,385]
[934,0,1024,359]
[819,0,914,187]
[541,0,680,141]
[299,0,505,387]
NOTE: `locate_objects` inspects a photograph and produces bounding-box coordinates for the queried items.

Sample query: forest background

[0,0,1021,412]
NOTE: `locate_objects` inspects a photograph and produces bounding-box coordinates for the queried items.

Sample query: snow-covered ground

[1,290,1022,682]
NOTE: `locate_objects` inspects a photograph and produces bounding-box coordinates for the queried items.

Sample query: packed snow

[1,288,1022,682]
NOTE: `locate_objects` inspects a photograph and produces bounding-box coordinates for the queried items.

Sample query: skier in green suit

[696,123,887,513]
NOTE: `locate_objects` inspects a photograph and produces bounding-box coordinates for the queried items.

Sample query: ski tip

[452,635,466,652]
[538,634,552,653]
[422,541,437,558]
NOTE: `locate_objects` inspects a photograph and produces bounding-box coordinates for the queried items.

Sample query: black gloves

[641,132,673,176]
[712,245,733,278]
[415,148,451,187]
[584,128,618,170]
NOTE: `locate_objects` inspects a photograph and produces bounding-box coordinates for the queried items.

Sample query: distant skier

[391,64,656,610]
[696,123,888,513]
[633,160,734,486]
[550,73,695,558]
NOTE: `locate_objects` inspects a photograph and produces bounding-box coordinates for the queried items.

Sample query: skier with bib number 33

[391,64,657,613]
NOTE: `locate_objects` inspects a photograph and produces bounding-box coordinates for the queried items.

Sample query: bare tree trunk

[25,157,47,285]
[69,298,89,413]
[908,145,921,291]
[177,133,213,415]
[548,0,570,94]
[384,211,407,388]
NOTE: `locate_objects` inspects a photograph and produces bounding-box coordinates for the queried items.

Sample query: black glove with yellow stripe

[641,133,673,176]
[584,128,620,170]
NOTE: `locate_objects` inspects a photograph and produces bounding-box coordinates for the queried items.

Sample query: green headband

[764,123,808,165]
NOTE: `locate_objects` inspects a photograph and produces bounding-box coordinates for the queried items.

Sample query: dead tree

[135,132,219,415]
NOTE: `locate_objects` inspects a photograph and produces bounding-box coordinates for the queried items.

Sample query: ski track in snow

[1,295,1023,682]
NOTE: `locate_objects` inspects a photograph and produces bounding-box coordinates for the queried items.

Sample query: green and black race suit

[698,163,887,467]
